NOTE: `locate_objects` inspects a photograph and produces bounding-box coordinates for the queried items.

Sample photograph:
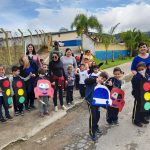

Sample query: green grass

[94,57,133,69]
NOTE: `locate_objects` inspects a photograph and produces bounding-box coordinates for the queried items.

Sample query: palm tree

[120,28,141,57]
[101,34,112,64]
[110,23,120,62]
[71,14,102,50]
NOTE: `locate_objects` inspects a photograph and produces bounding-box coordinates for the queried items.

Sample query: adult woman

[19,55,38,110]
[83,50,94,62]
[60,48,77,74]
[131,42,150,75]
[49,52,66,111]
[26,44,42,67]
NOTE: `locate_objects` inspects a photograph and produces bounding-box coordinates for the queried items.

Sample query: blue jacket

[85,77,97,105]
[131,72,150,100]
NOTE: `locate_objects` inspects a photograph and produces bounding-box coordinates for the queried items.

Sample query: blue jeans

[0,96,10,119]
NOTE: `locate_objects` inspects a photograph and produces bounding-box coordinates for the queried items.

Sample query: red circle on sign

[3,80,9,87]
[143,82,150,91]
[16,81,23,88]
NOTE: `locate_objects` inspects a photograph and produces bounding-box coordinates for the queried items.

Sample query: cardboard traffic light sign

[0,78,12,106]
[140,81,150,112]
[12,79,27,105]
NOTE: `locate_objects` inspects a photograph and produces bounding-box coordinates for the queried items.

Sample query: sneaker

[54,106,58,112]
[67,103,71,106]
[133,122,143,127]
[141,119,149,124]
[0,118,7,123]
[6,115,13,120]
[15,111,20,116]
[96,128,103,135]
[44,112,50,115]
[25,106,30,111]
[71,101,74,105]
[113,121,119,126]
[90,134,97,142]
[20,111,24,116]
[62,105,67,110]
[39,113,44,117]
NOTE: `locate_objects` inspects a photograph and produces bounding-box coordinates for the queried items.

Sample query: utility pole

[18,29,25,54]
[42,30,46,45]
[0,28,12,65]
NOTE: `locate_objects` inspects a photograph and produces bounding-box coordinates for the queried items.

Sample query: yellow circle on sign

[144,92,150,101]
[18,89,24,96]
[6,89,11,96]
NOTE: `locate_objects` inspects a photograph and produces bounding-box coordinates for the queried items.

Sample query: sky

[1,0,150,36]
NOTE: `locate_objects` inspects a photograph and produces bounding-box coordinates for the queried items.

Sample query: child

[106,67,124,125]
[34,68,50,117]
[42,63,50,79]
[0,64,13,122]
[85,72,109,141]
[9,66,32,116]
[90,65,101,78]
[77,64,89,98]
[66,65,75,105]
[132,62,149,127]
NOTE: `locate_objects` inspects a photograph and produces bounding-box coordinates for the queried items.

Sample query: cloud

[1,1,150,35]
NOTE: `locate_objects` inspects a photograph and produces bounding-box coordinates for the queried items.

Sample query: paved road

[4,81,150,150]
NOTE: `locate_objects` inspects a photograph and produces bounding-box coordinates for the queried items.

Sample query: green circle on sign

[19,97,25,103]
[8,97,12,105]
[144,102,150,111]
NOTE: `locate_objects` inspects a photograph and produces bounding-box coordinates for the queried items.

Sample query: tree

[71,14,102,50]
[109,23,120,62]
[101,34,112,64]
[119,28,141,57]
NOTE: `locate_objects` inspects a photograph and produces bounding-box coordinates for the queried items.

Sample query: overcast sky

[1,0,150,35]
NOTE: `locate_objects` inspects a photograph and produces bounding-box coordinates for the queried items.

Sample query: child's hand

[107,80,113,86]
[51,82,55,86]
[31,73,36,77]
[65,80,68,85]
[0,88,2,92]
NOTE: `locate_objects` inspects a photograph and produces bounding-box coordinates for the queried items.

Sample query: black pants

[106,106,119,124]
[53,85,63,106]
[87,102,100,137]
[66,86,74,104]
[132,99,145,123]
[13,96,23,112]
[26,90,35,108]
[75,74,80,90]
[79,84,86,98]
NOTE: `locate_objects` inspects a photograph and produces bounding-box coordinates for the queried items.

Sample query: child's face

[13,70,20,76]
[42,65,48,71]
[0,67,5,76]
[94,68,99,73]
[114,71,122,80]
[80,65,85,71]
[84,58,89,63]
[97,76,107,84]
[68,68,73,73]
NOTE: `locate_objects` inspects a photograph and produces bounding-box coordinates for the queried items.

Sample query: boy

[132,62,149,127]
[9,66,32,116]
[77,64,89,98]
[66,65,75,105]
[0,64,13,122]
[34,68,50,117]
[106,67,124,125]
[85,72,109,141]
[90,65,101,78]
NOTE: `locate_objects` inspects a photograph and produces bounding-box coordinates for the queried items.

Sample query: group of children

[0,63,51,122]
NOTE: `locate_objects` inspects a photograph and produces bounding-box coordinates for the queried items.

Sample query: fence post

[0,28,12,65]
[28,29,33,44]
[18,29,25,54]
